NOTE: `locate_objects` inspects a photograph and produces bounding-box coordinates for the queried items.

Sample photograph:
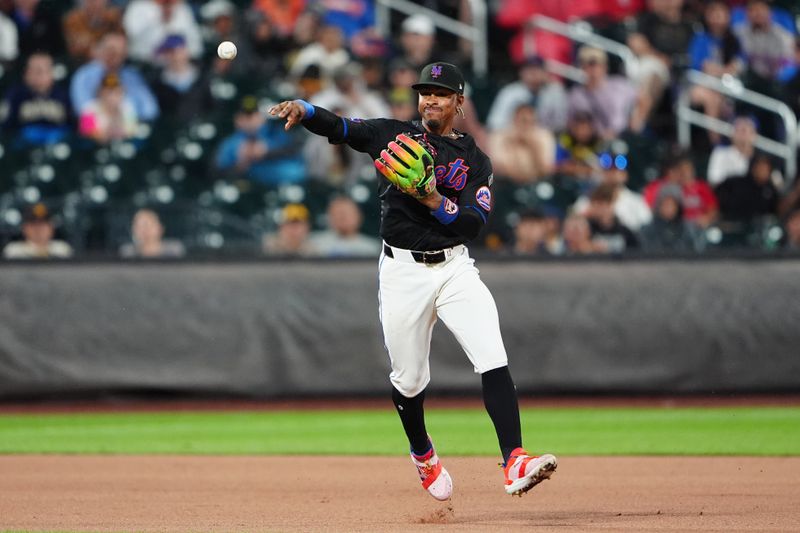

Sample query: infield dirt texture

[1,455,799,532]
[1,398,799,532]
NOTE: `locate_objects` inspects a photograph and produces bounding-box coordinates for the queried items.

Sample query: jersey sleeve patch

[476,186,492,211]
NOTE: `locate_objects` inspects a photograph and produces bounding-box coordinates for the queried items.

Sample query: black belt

[383,243,448,265]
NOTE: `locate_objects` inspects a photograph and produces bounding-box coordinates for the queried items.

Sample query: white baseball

[217,41,237,60]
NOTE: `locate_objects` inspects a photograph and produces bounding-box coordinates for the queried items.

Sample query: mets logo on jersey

[431,65,443,78]
[476,186,492,211]
[435,159,470,190]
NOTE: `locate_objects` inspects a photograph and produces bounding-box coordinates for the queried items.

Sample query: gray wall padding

[1,259,799,398]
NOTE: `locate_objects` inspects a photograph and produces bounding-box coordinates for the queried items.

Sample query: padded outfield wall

[1,258,799,399]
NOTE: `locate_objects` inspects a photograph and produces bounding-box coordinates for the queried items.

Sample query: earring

[457,106,465,118]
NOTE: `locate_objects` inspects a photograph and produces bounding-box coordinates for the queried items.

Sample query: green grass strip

[0,407,798,456]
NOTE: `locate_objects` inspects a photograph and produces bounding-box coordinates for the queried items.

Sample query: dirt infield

[1,455,798,532]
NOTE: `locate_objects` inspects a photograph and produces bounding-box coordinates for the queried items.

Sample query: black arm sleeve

[445,209,484,241]
[302,106,346,140]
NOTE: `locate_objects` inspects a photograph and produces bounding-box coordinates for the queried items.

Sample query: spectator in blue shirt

[687,0,743,143]
[69,31,159,122]
[309,0,375,42]
[215,95,306,186]
[1,52,72,147]
[688,0,743,75]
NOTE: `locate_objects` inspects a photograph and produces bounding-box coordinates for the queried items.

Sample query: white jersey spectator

[0,11,19,63]
[308,196,380,257]
[310,62,389,119]
[706,116,757,187]
[486,56,568,133]
[289,25,350,82]
[123,0,203,65]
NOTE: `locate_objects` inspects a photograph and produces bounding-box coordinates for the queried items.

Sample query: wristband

[431,197,459,225]
[296,99,315,119]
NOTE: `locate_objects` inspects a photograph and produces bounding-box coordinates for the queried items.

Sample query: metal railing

[526,15,639,84]
[375,0,487,78]
[677,70,798,182]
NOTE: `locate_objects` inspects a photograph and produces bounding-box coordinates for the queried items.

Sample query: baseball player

[269,62,557,500]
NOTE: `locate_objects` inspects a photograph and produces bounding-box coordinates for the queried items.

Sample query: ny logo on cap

[431,65,442,78]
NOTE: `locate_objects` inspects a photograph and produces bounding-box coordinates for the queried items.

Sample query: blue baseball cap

[157,34,186,54]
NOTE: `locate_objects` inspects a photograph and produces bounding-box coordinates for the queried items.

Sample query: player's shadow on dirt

[437,509,686,528]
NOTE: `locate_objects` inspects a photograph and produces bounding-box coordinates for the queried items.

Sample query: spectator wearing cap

[122,0,203,65]
[489,101,555,185]
[294,64,324,100]
[289,23,350,83]
[640,183,702,253]
[119,208,185,258]
[9,0,65,58]
[70,31,159,121]
[555,111,605,183]
[1,52,73,147]
[201,0,257,80]
[3,203,73,259]
[150,33,212,123]
[308,196,381,257]
[486,56,568,133]
[397,14,437,72]
[311,61,389,120]
[62,0,124,65]
[644,150,718,228]
[78,71,140,143]
[0,10,19,67]
[215,96,306,186]
[567,46,651,139]
[388,87,417,121]
[304,63,381,187]
[262,203,319,256]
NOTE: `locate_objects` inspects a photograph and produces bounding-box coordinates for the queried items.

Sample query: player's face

[417,87,462,130]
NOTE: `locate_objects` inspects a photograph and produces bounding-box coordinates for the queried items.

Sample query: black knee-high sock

[482,366,522,464]
[392,387,430,455]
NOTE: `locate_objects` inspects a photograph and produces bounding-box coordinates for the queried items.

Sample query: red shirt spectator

[644,154,718,227]
[495,0,644,64]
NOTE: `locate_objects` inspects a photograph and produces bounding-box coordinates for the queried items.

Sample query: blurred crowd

[2,0,800,259]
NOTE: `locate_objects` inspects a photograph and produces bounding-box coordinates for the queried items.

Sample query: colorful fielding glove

[374,133,437,198]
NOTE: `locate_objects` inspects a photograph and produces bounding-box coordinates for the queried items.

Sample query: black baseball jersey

[303,107,493,251]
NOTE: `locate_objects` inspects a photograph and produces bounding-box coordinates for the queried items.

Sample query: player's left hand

[375,133,437,199]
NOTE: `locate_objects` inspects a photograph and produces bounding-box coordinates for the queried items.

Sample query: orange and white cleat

[410,442,453,501]
[503,448,557,496]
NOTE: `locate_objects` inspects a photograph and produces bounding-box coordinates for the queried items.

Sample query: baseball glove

[374,133,437,198]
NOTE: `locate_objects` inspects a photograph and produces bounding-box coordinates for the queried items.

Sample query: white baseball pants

[378,244,509,397]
